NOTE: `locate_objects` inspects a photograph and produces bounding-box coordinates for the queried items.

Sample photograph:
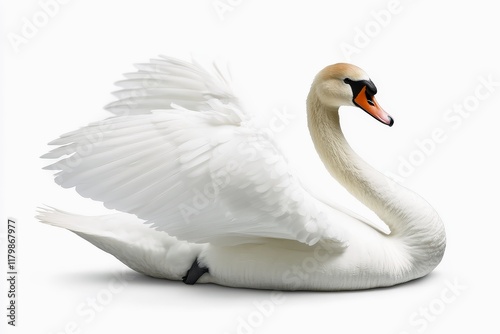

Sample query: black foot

[182,258,209,285]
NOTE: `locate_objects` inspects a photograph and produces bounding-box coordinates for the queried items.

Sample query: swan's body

[39,57,445,290]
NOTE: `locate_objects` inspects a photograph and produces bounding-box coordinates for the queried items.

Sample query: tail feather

[37,207,204,280]
[37,206,121,237]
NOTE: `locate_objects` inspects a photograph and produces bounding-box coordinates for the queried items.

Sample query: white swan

[38,56,446,290]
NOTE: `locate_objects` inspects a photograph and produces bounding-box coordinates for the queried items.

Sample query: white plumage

[38,56,446,290]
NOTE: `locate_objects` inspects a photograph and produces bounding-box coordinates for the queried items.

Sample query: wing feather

[44,109,346,247]
[105,55,242,117]
[43,56,349,248]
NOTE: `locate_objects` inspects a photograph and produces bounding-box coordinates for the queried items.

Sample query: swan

[38,56,446,290]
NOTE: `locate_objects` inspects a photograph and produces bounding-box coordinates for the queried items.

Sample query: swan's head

[313,63,393,126]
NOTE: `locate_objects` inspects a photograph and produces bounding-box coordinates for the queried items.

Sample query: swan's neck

[306,91,446,276]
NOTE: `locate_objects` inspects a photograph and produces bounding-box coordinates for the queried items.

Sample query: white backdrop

[1,0,499,333]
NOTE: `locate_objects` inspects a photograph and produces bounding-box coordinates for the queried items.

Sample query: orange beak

[354,86,394,127]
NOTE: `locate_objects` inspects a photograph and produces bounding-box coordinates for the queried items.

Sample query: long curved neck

[306,90,446,276]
